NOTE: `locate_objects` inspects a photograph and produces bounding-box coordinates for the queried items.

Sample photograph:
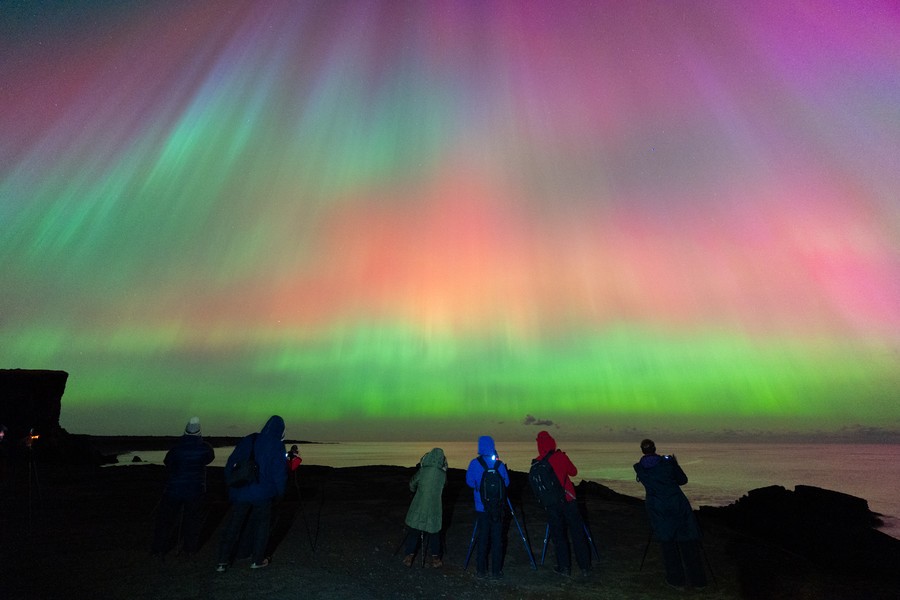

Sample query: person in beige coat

[401,448,447,567]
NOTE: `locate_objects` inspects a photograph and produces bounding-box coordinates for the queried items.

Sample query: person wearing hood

[401,448,448,568]
[216,415,287,572]
[534,430,591,577]
[633,438,706,590]
[151,417,215,558]
[465,435,510,578]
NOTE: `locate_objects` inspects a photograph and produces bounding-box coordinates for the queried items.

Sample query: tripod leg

[582,523,601,560]
[698,536,717,586]
[506,498,537,570]
[464,518,478,570]
[294,477,316,554]
[394,526,408,556]
[541,522,549,566]
[639,529,652,571]
[420,531,426,567]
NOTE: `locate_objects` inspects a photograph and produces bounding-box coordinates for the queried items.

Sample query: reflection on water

[117,440,900,539]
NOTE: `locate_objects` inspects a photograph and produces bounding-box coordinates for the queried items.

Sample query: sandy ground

[1,456,897,600]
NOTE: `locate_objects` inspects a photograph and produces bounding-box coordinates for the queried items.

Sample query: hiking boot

[430,556,443,568]
[554,566,571,577]
[402,554,415,567]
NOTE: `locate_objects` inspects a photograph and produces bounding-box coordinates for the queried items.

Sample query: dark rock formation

[699,484,900,578]
[0,369,108,464]
[0,369,67,442]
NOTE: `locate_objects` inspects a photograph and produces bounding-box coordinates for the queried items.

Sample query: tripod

[394,527,438,567]
[639,527,717,587]
[23,435,42,542]
[540,521,601,565]
[292,469,317,553]
[464,498,536,570]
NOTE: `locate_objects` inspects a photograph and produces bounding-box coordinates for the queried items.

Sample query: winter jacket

[404,448,447,533]
[465,435,510,512]
[225,415,288,504]
[163,434,215,498]
[633,454,700,541]
[535,430,578,502]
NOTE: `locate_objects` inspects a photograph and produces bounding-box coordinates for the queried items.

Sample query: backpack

[477,456,506,521]
[227,433,259,488]
[529,450,566,510]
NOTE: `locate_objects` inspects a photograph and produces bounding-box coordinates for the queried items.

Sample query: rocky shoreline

[2,451,898,599]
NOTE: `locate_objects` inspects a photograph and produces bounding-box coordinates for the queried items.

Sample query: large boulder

[700,484,900,576]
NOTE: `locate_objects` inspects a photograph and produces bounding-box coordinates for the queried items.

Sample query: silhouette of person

[465,435,510,578]
[401,447,447,568]
[151,417,215,557]
[216,415,287,571]
[534,430,591,576]
[634,438,707,589]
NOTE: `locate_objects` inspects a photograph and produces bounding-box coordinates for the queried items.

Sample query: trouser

[403,528,441,557]
[661,539,707,587]
[476,510,504,575]
[217,499,273,564]
[546,499,591,571]
[151,494,204,554]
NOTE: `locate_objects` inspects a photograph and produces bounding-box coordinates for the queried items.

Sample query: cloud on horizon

[523,414,555,427]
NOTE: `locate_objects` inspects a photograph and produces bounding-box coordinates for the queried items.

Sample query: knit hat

[185,417,201,435]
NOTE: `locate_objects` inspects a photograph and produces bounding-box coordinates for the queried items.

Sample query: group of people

[152,416,707,590]
[151,415,294,571]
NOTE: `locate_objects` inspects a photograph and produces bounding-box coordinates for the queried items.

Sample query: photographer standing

[633,439,707,590]
[151,417,215,558]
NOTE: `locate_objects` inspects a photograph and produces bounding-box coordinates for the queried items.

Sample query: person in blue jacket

[465,435,510,578]
[633,438,707,590]
[216,415,287,571]
[151,417,215,557]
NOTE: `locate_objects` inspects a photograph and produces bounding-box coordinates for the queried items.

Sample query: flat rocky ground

[2,460,897,599]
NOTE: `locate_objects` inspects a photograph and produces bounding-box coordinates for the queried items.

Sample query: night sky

[2,1,898,440]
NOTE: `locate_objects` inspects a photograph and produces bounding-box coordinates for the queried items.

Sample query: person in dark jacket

[633,438,707,589]
[151,417,215,557]
[465,435,510,578]
[401,447,447,568]
[534,430,591,576]
[216,415,287,572]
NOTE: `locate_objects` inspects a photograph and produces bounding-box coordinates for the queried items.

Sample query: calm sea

[119,441,900,539]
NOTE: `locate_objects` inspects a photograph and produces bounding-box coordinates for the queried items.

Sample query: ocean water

[120,441,900,539]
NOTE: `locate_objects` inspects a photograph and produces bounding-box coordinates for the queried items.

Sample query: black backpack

[529,449,566,509]
[477,456,506,521]
[226,433,259,488]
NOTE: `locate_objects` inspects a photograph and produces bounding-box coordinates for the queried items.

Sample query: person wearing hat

[633,439,707,590]
[151,417,215,558]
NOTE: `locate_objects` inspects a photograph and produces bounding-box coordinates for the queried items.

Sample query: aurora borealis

[2,1,898,440]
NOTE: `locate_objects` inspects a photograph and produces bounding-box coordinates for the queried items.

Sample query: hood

[477,435,496,457]
[536,430,556,456]
[420,447,447,470]
[260,415,286,441]
[639,454,661,468]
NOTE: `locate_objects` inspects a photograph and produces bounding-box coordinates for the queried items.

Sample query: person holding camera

[633,438,707,590]
[151,417,215,558]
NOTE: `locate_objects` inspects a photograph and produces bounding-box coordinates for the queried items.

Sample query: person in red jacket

[535,430,591,576]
